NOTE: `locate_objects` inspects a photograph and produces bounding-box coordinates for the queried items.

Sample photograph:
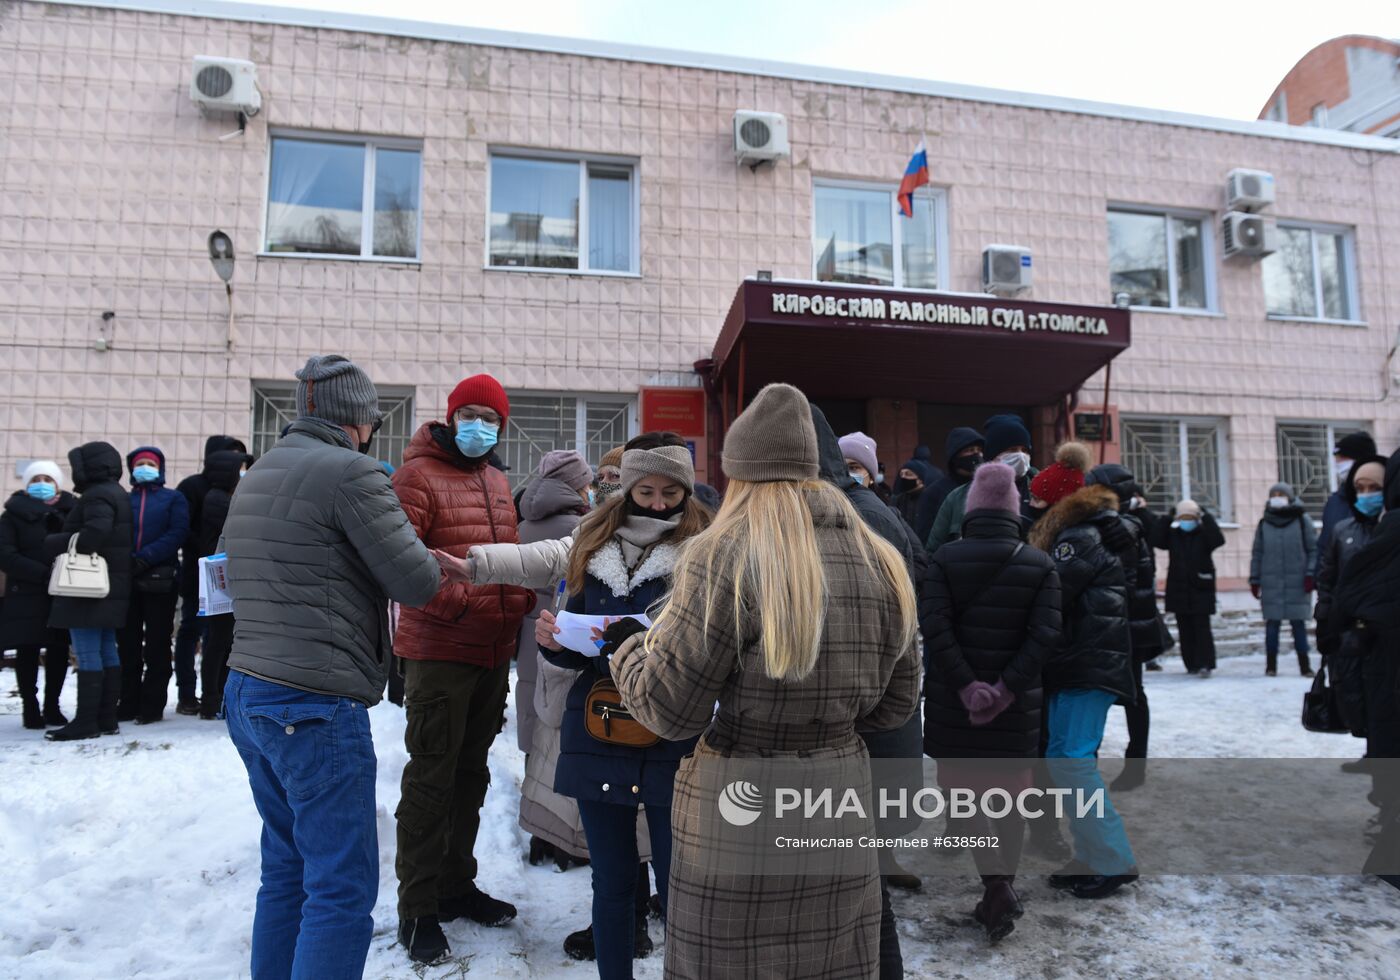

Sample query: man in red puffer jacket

[391,373,534,965]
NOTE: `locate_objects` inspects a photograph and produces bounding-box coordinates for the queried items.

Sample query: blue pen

[553,578,567,612]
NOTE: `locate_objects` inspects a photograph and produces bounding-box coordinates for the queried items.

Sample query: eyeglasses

[455,410,501,427]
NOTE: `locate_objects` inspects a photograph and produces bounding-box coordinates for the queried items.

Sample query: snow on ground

[2,649,1398,979]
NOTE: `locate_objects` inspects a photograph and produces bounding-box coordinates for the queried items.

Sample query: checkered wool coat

[613,490,921,980]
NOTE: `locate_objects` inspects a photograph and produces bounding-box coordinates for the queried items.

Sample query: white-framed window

[486,151,639,275]
[1311,103,1329,127]
[263,132,422,261]
[249,381,416,468]
[1276,420,1368,514]
[1107,207,1215,312]
[1262,222,1358,322]
[1121,415,1232,520]
[497,393,637,491]
[811,179,948,289]
[1265,93,1287,123]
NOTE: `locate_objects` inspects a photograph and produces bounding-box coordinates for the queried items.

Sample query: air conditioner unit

[1225,168,1275,212]
[734,111,789,166]
[982,244,1032,296]
[1221,211,1278,259]
[190,56,261,117]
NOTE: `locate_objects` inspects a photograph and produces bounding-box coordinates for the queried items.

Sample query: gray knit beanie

[621,445,695,495]
[295,354,381,426]
[722,383,819,483]
[540,449,593,491]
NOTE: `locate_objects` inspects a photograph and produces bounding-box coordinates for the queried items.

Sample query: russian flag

[897,139,930,218]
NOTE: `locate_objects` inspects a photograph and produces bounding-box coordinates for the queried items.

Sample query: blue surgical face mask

[132,464,160,484]
[1355,492,1384,517]
[849,470,866,486]
[1178,519,1199,533]
[454,419,499,458]
[26,481,56,501]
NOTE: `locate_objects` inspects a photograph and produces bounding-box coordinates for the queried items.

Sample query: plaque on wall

[1074,413,1112,442]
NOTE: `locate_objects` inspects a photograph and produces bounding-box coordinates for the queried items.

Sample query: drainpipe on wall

[693,358,724,491]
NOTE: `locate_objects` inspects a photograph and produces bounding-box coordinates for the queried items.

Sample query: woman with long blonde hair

[611,383,921,979]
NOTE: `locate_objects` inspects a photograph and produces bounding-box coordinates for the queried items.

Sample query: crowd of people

[2,352,1398,979]
[0,439,252,736]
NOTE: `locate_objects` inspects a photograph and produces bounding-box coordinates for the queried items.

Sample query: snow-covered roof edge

[44,0,1400,154]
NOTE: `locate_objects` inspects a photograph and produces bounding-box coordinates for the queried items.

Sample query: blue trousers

[1265,619,1311,673]
[69,628,120,670]
[577,799,673,980]
[224,671,379,980]
[1046,688,1136,875]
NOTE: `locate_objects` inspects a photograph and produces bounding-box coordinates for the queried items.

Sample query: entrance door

[809,398,868,440]
[916,404,1030,471]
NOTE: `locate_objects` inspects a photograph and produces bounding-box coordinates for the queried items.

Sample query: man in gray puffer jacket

[222,354,445,980]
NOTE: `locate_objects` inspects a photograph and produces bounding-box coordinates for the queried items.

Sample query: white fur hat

[21,459,64,490]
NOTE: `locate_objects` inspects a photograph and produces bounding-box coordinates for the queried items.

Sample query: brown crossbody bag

[584,678,660,748]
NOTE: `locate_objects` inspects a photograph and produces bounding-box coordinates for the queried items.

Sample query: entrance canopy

[710,280,1131,408]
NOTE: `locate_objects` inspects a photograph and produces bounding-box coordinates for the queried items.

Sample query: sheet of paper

[553,612,651,656]
[197,554,232,617]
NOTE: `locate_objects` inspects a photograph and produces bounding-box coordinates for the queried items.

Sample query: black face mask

[357,418,383,456]
[627,497,686,521]
[954,453,984,476]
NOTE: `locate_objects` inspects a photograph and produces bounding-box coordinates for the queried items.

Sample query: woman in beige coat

[612,383,921,980]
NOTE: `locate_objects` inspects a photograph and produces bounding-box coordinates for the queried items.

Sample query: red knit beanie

[1030,442,1093,506]
[447,374,510,424]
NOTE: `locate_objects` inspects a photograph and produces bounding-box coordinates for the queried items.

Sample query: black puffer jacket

[175,435,247,596]
[811,406,927,588]
[45,442,133,631]
[1149,509,1226,616]
[1029,484,1135,701]
[0,489,76,647]
[1088,464,1162,659]
[198,450,254,559]
[921,510,1061,758]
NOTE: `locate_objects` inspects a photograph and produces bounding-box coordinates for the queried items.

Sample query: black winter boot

[15,648,43,729]
[45,671,102,741]
[98,666,122,735]
[397,915,450,965]
[42,648,69,726]
[437,882,516,926]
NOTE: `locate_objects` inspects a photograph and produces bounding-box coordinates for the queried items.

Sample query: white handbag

[48,535,110,599]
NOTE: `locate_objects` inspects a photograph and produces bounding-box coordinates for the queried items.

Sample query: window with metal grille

[1121,415,1231,520]
[1276,421,1367,516]
[249,382,416,470]
[496,394,636,491]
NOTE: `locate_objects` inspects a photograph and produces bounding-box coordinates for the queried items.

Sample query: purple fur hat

[965,462,1020,514]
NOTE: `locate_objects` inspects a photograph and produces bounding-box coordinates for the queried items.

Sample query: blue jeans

[577,799,673,980]
[69,628,120,670]
[224,671,379,980]
[1046,688,1136,875]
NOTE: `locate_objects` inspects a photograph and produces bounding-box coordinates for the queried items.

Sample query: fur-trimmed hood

[1029,483,1120,551]
[587,538,679,599]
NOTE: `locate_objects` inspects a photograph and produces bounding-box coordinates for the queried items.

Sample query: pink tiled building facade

[4,0,1399,584]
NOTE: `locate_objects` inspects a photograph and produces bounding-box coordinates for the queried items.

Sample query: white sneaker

[1198,668,1213,679]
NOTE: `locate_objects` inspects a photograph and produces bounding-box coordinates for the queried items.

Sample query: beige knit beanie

[621,445,695,495]
[721,383,819,483]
